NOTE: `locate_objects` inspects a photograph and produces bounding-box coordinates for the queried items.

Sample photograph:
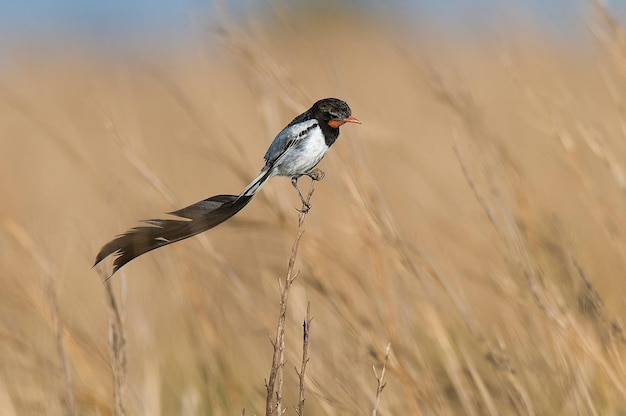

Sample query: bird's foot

[306,168,325,181]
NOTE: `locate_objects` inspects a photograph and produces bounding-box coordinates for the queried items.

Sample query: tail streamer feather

[240,168,272,197]
[94,194,254,277]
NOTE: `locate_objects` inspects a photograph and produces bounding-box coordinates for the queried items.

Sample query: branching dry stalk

[265,180,316,416]
[371,343,391,416]
[295,302,312,416]
[102,274,128,416]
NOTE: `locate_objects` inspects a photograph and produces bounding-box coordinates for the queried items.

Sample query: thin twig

[265,180,316,416]
[371,343,391,416]
[295,302,312,416]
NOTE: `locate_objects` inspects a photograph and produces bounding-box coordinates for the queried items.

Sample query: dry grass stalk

[2,219,77,414]
[265,180,316,416]
[102,275,128,416]
[371,343,391,416]
[295,302,312,416]
[48,279,76,416]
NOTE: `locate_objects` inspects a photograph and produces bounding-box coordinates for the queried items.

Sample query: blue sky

[0,0,623,53]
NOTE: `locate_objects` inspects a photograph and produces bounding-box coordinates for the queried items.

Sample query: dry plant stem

[265,181,316,416]
[48,279,76,416]
[103,276,128,416]
[295,302,312,416]
[372,343,391,416]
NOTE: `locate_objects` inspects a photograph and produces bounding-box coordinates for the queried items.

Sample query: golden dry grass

[2,3,626,415]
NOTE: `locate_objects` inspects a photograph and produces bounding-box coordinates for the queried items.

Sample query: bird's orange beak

[328,116,361,128]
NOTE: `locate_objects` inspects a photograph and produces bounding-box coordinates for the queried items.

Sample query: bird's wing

[263,118,319,166]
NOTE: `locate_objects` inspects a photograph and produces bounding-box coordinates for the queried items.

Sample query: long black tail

[94,168,273,278]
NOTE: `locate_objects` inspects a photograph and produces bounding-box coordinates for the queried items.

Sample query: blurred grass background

[2,0,626,414]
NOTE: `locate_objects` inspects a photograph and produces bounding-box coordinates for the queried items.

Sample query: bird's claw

[307,168,325,181]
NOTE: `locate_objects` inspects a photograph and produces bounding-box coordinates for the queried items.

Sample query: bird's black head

[312,98,361,128]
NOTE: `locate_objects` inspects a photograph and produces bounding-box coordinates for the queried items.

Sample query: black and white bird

[94,98,360,277]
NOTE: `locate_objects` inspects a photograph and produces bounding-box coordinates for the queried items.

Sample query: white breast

[273,125,329,177]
